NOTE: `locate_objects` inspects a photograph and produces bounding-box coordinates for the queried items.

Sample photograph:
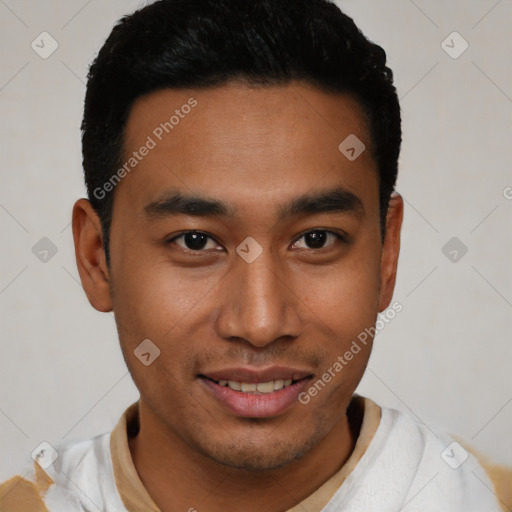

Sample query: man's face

[90,82,399,470]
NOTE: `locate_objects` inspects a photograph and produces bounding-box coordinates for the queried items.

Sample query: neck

[129,400,359,512]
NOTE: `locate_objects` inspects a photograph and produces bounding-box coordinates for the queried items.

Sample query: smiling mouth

[200,376,309,394]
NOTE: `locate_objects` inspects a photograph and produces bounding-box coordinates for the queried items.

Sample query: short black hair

[81,0,401,263]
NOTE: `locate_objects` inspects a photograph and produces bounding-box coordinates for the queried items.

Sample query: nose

[215,250,302,348]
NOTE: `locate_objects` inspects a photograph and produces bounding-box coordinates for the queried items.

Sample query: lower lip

[200,377,311,418]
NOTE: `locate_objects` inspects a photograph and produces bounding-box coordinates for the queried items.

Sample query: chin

[198,424,324,472]
[207,444,307,472]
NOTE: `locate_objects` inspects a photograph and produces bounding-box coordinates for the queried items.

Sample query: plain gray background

[0,0,511,479]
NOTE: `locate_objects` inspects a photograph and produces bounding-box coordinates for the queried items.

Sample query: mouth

[198,367,313,418]
[201,376,301,394]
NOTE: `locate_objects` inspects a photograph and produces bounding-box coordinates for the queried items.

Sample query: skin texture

[72,81,403,512]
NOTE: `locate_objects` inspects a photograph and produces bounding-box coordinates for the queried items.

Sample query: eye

[291,229,345,250]
[169,231,223,252]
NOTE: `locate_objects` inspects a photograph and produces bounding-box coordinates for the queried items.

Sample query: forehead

[117,81,378,221]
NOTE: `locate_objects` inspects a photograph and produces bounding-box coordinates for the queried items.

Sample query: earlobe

[378,191,404,312]
[72,198,113,312]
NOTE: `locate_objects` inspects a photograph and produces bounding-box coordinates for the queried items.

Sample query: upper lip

[200,366,313,384]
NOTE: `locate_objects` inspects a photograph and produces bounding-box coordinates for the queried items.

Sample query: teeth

[216,379,296,393]
[273,379,284,390]
[228,380,241,391]
[256,381,275,393]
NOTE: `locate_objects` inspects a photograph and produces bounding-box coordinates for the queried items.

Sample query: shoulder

[374,403,510,510]
[461,442,512,512]
[0,432,127,512]
[326,398,508,510]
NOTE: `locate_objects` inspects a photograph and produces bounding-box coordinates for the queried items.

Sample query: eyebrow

[144,186,364,222]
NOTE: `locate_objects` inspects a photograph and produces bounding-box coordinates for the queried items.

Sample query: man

[1,0,510,510]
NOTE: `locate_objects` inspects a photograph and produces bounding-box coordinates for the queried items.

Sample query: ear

[72,198,113,312]
[378,192,403,312]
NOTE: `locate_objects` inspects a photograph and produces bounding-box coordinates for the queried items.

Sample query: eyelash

[166,229,348,254]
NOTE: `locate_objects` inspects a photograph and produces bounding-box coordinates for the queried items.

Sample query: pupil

[306,231,326,248]
[184,232,208,250]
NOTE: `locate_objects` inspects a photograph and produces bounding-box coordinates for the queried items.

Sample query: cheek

[111,253,217,341]
[110,261,204,395]
[297,249,382,337]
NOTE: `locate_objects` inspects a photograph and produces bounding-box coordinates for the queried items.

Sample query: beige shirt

[111,395,381,512]
[1,395,510,511]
